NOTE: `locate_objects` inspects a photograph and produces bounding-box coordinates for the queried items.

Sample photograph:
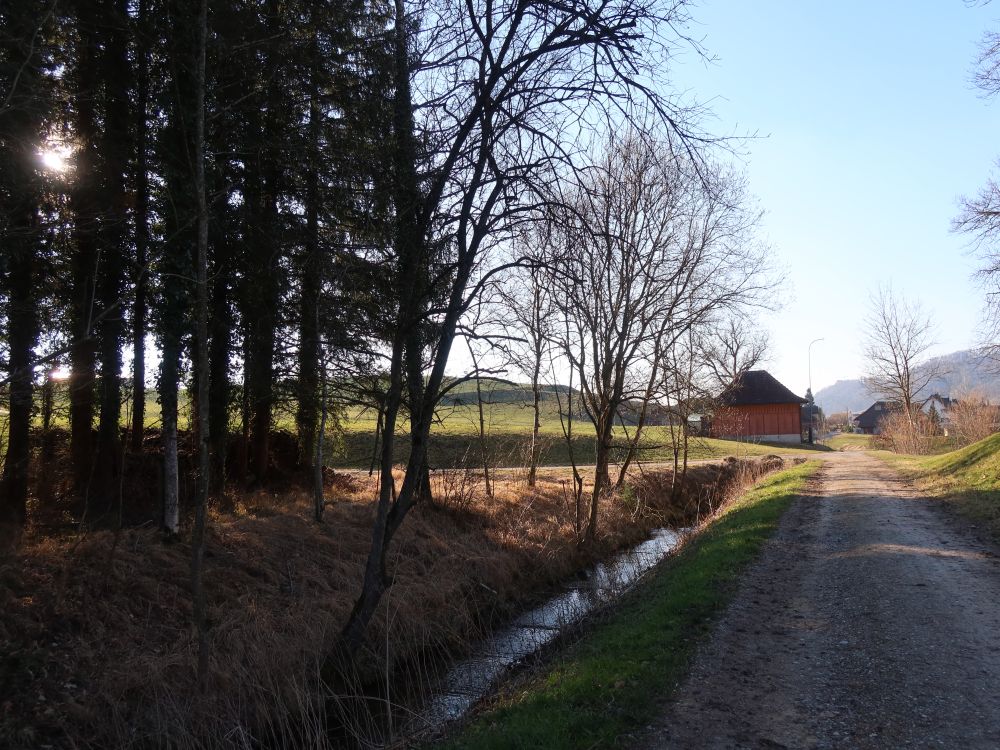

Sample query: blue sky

[673,0,1000,394]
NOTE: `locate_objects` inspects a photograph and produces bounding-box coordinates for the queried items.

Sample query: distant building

[710,370,808,444]
[854,395,957,435]
[686,413,708,436]
[853,400,899,434]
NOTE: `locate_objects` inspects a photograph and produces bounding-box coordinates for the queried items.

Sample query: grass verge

[880,432,1000,537]
[437,460,821,750]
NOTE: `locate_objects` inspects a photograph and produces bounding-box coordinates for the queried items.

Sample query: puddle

[417,527,686,729]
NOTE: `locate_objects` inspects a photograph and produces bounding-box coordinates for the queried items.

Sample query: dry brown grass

[1,457,784,749]
[871,411,938,455]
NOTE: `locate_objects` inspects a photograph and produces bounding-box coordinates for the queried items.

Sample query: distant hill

[435,377,668,425]
[438,379,575,406]
[813,379,872,414]
[815,349,1000,414]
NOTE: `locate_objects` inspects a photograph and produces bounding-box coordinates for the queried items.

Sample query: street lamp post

[807,337,824,443]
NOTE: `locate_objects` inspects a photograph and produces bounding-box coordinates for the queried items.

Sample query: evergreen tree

[156,0,200,532]
[68,0,102,499]
[93,0,132,508]
[0,2,55,540]
[129,0,154,451]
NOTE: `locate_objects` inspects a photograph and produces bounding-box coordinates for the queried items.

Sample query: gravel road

[634,451,1000,749]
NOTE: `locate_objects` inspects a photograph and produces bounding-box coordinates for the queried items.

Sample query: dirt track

[635,451,1000,749]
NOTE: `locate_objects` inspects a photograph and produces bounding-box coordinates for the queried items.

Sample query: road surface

[634,451,1000,749]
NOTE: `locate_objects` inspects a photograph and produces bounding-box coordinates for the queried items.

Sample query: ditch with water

[410,525,688,736]
[343,456,786,746]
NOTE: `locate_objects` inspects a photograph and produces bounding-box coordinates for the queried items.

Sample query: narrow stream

[415,527,687,730]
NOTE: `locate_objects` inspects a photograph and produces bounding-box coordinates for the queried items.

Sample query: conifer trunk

[190,0,211,688]
[130,0,151,452]
[69,3,101,500]
[297,33,321,474]
[94,0,131,510]
[0,170,38,543]
[0,5,44,544]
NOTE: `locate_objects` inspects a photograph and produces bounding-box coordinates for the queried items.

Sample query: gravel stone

[633,452,1000,749]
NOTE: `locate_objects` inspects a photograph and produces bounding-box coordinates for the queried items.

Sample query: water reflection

[420,528,685,727]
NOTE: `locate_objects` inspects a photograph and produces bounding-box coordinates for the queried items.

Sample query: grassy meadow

[295,378,827,468]
[10,379,830,471]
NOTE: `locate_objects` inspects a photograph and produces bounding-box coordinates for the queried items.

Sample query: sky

[668,0,1000,394]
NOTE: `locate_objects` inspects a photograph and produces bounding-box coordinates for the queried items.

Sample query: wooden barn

[710,370,807,444]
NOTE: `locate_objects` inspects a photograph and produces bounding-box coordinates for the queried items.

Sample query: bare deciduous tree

[861,286,943,418]
[949,390,998,445]
[660,329,709,503]
[700,315,770,390]
[499,260,555,486]
[956,23,1000,361]
[337,0,712,656]
[548,132,772,543]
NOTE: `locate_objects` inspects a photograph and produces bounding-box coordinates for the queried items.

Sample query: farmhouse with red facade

[710,370,807,444]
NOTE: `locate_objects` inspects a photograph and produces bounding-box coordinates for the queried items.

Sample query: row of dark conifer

[0,0,394,531]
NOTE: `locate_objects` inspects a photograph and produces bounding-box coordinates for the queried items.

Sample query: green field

[10,379,829,469]
[332,394,829,468]
[332,380,828,467]
[438,460,821,749]
[820,432,872,450]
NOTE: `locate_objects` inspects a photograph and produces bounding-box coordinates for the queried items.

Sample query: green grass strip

[881,432,1000,537]
[438,460,822,750]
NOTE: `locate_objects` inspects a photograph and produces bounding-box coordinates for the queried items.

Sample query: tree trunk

[247,320,275,483]
[130,0,151,452]
[314,362,327,523]
[234,321,249,484]
[0,5,44,545]
[94,0,131,512]
[0,187,38,545]
[586,413,614,543]
[405,333,434,504]
[528,357,541,487]
[337,340,406,656]
[160,338,181,534]
[159,0,199,533]
[468,343,492,498]
[190,0,211,689]
[69,3,101,501]
[336,0,423,656]
[242,146,278,486]
[242,0,284,487]
[41,369,56,459]
[297,30,321,475]
[234,334,250,484]
[207,209,232,491]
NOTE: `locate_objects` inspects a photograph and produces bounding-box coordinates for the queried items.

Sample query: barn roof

[854,400,900,430]
[718,370,807,407]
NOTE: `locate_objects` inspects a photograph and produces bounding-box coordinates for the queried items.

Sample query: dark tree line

[1,0,718,660]
[1,0,390,539]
